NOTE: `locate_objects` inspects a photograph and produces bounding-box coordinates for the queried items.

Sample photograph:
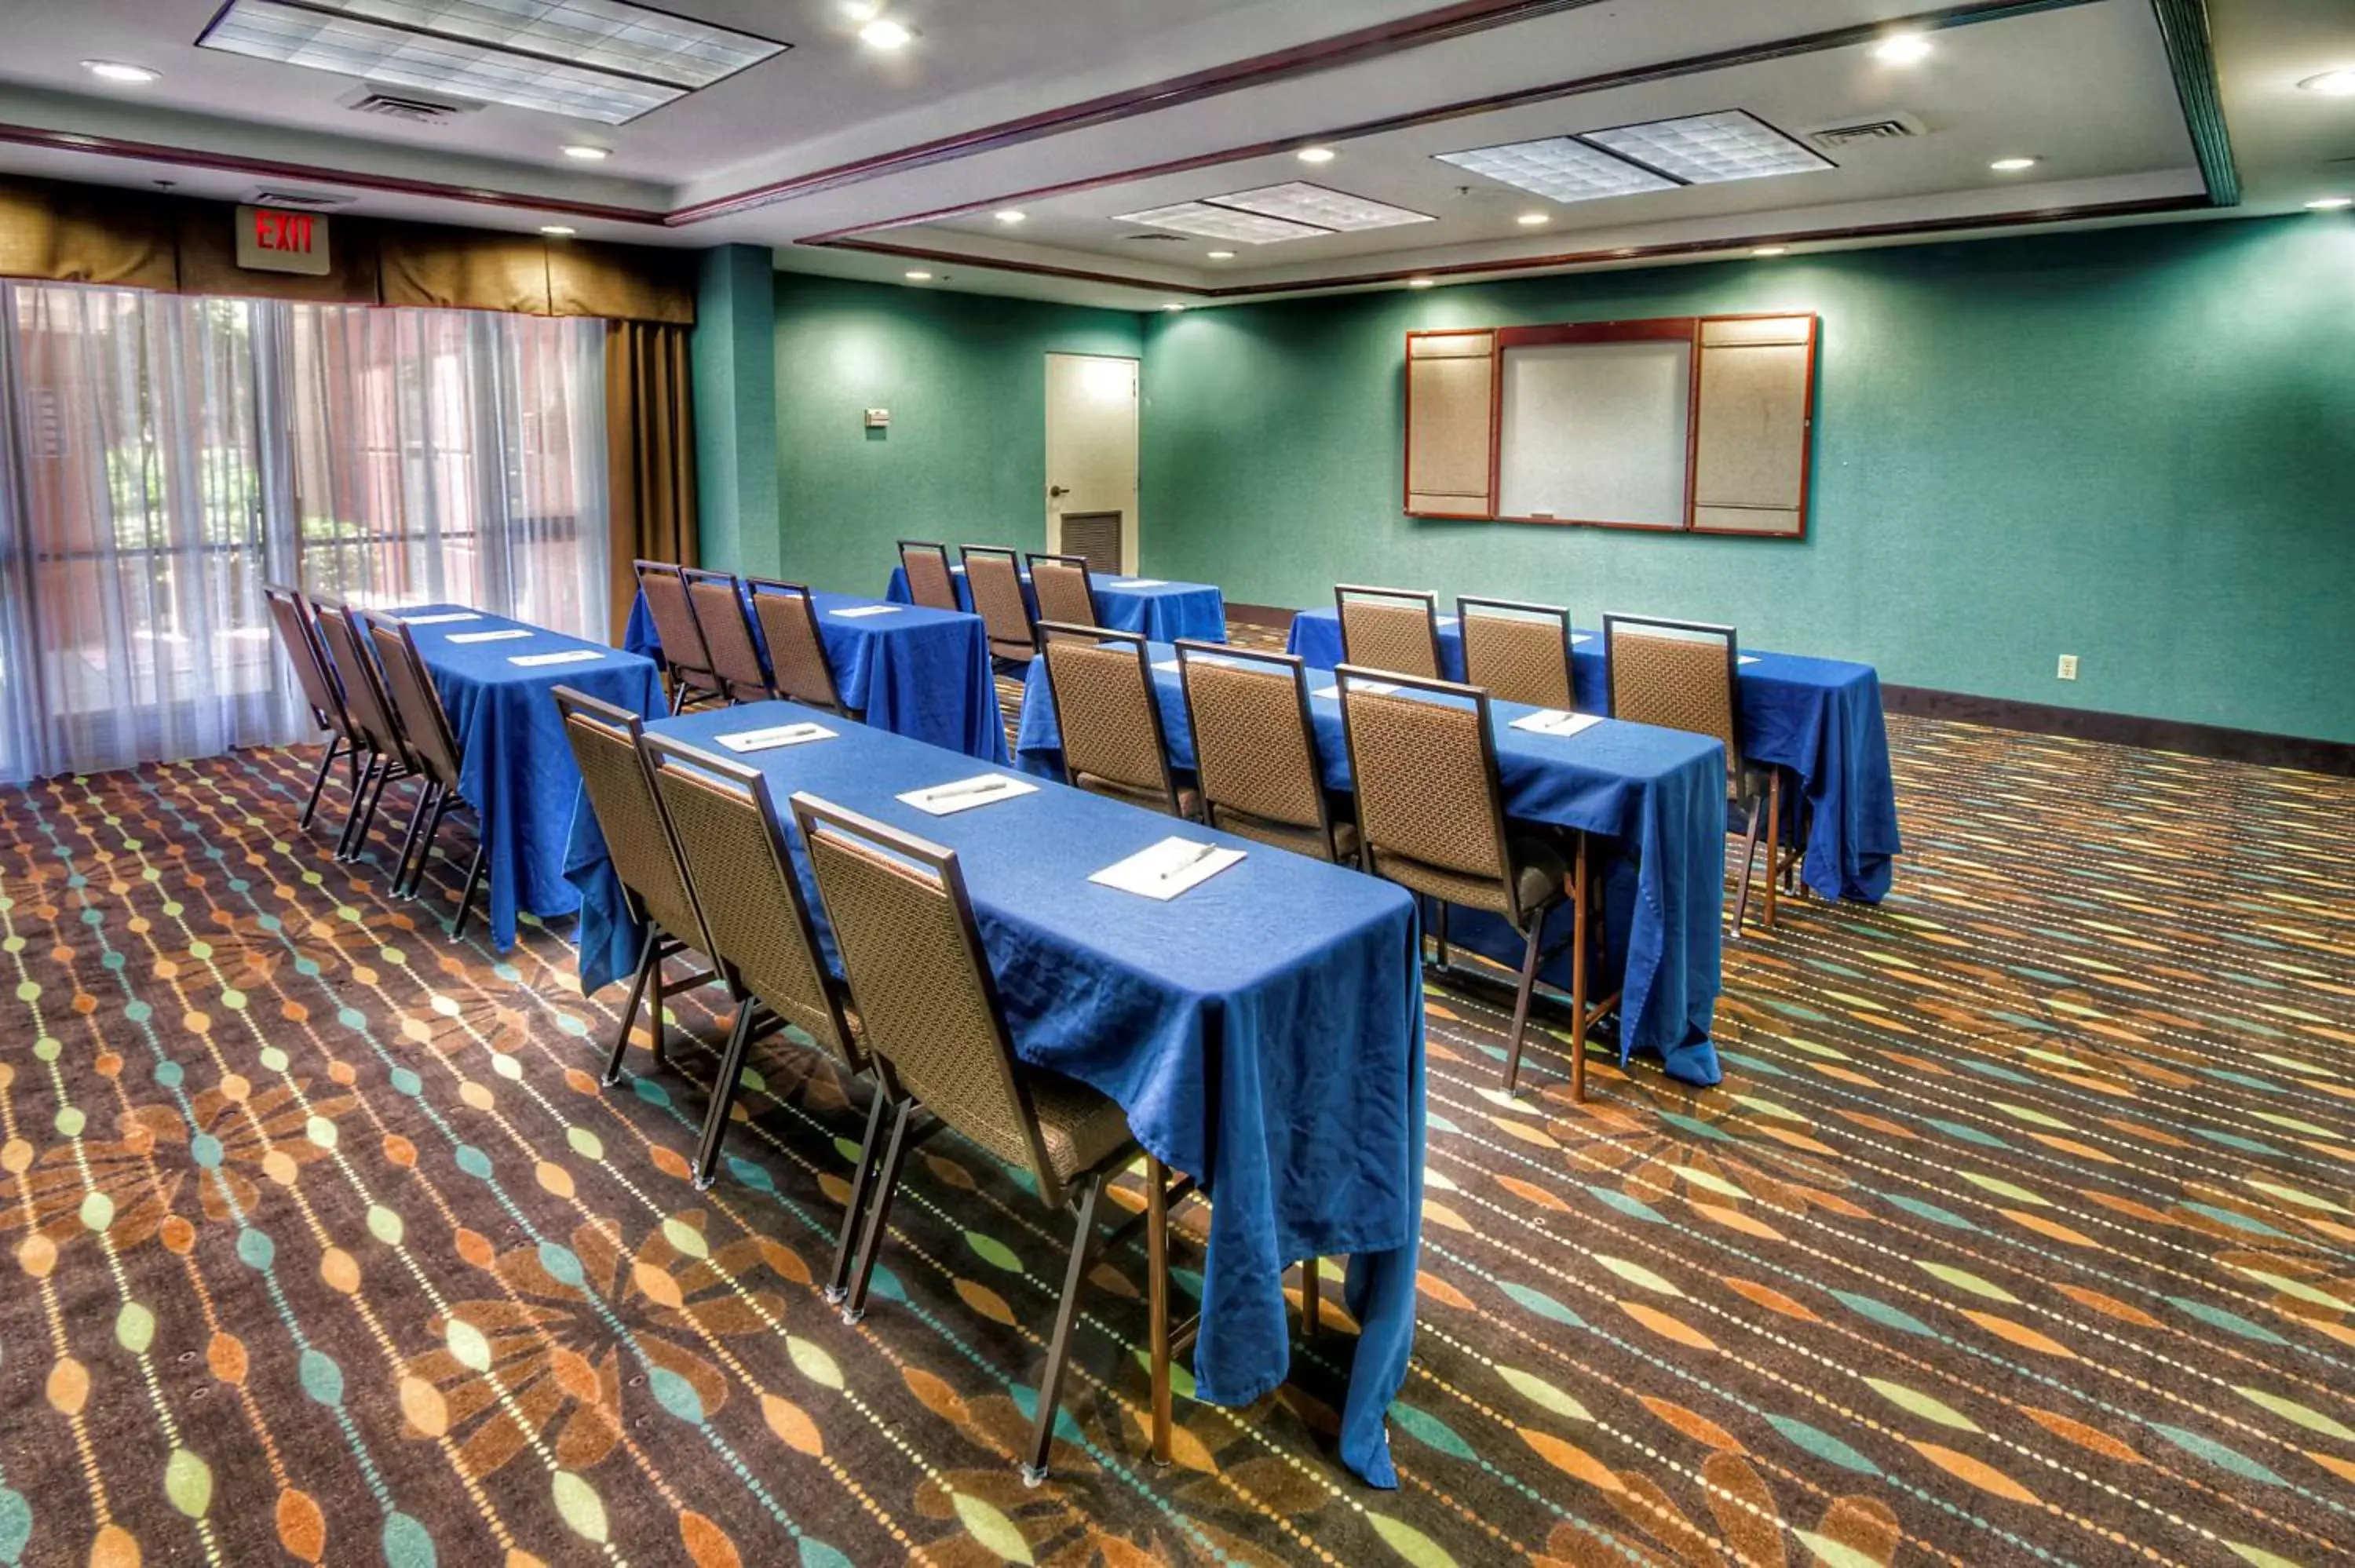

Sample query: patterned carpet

[1,700,2350,1567]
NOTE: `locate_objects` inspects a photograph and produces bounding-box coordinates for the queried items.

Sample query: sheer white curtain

[0,288,608,785]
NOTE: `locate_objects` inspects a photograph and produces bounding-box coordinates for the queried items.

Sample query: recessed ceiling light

[1206,250,1236,260]
[1582,111,1832,185]
[2306,195,2353,210]
[904,269,933,280]
[539,225,577,237]
[2296,68,2355,97]
[1296,147,1337,165]
[82,60,159,83]
[1517,211,1550,226]
[860,17,915,49]
[1163,304,1186,312]
[993,210,1025,224]
[1407,276,1437,289]
[1989,156,2039,172]
[1873,33,1933,64]
[1752,246,1788,257]
[563,144,612,162]
[1437,136,1677,204]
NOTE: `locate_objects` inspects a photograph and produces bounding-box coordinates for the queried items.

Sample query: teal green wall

[1141,217,2355,744]
[765,272,1144,594]
[692,245,781,578]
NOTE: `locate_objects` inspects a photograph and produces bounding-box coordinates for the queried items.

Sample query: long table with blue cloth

[885,563,1229,646]
[390,603,664,952]
[622,586,1009,763]
[1287,607,1902,903]
[1013,646,1726,1085]
[561,698,1427,1486]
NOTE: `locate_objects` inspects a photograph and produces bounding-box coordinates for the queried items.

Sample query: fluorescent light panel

[199,0,786,125]
[1436,137,1676,203]
[1113,202,1329,245]
[1580,110,1831,184]
[1116,182,1430,244]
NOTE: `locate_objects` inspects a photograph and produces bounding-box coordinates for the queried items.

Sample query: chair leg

[1147,1156,1173,1467]
[1502,913,1544,1096]
[298,740,343,830]
[450,833,487,939]
[601,929,659,1086]
[1569,834,1590,1105]
[400,793,452,900]
[1301,1256,1321,1333]
[1730,791,1765,938]
[1435,900,1451,969]
[692,999,759,1191]
[390,782,439,899]
[644,939,668,1070]
[842,1099,915,1326]
[825,1085,893,1304]
[334,756,381,861]
[667,676,689,716]
[1762,771,1780,928]
[1021,1172,1105,1486]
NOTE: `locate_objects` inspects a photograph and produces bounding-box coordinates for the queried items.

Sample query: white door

[1044,352,1140,574]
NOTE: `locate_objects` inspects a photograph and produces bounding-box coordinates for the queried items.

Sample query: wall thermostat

[864,408,890,429]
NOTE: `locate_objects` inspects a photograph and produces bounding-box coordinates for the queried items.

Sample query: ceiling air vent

[248,190,352,210]
[1807,113,1927,149]
[347,91,469,125]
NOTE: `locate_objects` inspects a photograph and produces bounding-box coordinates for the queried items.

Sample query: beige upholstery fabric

[1030,560,1095,626]
[1215,808,1359,862]
[1046,639,1177,805]
[561,714,703,948]
[963,552,1036,662]
[1345,689,1506,881]
[1369,840,1563,917]
[900,545,959,612]
[1609,628,1739,786]
[1339,599,1440,680]
[687,576,769,701]
[749,585,846,714]
[368,625,463,789]
[1462,611,1573,709]
[637,564,714,683]
[1185,659,1324,830]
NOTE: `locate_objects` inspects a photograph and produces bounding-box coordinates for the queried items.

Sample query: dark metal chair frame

[958,544,1039,669]
[896,540,962,612]
[681,567,773,705]
[1334,583,1445,680]
[263,583,361,832]
[1035,621,1192,820]
[1172,640,1348,863]
[309,597,421,868]
[1024,550,1100,628]
[1457,595,1577,711]
[369,618,488,935]
[788,791,1199,1481]
[744,578,859,719]
[635,560,725,713]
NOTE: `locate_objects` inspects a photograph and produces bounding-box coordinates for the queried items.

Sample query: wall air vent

[248,189,352,210]
[347,91,469,124]
[1808,114,1927,148]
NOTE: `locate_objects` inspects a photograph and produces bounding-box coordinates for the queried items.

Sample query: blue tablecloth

[563,700,1425,1486]
[1014,647,1724,1085]
[389,604,663,952]
[623,587,1008,764]
[885,564,1229,645]
[1287,607,1900,902]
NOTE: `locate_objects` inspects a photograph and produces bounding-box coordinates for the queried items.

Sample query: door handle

[1049,485,1071,498]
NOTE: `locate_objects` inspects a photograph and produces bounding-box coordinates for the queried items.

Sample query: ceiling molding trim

[0,121,670,224]
[818,193,2213,300]
[795,0,2105,246]
[2146,0,2240,206]
[663,0,1620,224]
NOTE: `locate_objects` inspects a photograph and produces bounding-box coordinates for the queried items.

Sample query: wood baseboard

[1881,685,2353,777]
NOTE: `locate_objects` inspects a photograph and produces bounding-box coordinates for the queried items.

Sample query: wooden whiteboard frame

[1400,312,1817,540]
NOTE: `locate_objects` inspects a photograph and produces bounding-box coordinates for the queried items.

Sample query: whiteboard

[1496,340,1692,526]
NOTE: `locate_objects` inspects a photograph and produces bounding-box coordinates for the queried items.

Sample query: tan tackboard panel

[1404,331,1496,517]
[1692,315,1815,538]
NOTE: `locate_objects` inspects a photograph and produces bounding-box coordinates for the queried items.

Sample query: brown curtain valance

[0,175,693,324]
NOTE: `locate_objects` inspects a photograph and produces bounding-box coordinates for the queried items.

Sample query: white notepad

[403,612,481,625]
[714,722,834,753]
[1090,837,1245,901]
[1510,709,1604,738]
[1109,578,1167,589]
[1151,655,1242,674]
[449,629,531,644]
[1312,679,1398,700]
[897,773,1039,816]
[1570,633,1594,646]
[831,604,902,619]
[1738,655,1761,665]
[510,649,604,668]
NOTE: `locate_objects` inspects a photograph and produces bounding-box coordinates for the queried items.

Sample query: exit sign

[236,206,331,276]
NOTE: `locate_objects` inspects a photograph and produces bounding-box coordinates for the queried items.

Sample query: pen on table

[1157,843,1218,881]
[924,778,1005,802]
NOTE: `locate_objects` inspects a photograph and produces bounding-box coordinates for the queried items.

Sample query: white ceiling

[0,0,2345,311]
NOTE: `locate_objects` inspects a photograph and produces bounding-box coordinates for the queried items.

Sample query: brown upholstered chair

[1335,584,1444,680]
[789,792,1196,1481]
[1459,596,1576,710]
[640,735,871,1289]
[263,583,360,832]
[1038,622,1196,819]
[1603,614,1795,932]
[555,687,720,1085]
[1025,552,1098,628]
[636,560,725,713]
[747,578,858,719]
[682,567,772,705]
[1174,641,1353,862]
[370,619,486,934]
[1338,666,1613,1097]
[898,540,961,612]
[310,597,420,868]
[959,545,1038,666]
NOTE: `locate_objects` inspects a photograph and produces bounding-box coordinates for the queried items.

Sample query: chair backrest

[310,598,410,765]
[553,687,709,951]
[1459,596,1575,709]
[682,568,771,702]
[1335,585,1442,680]
[745,579,845,714]
[641,735,854,1065]
[898,540,960,611]
[636,560,715,687]
[960,545,1036,661]
[1174,642,1333,853]
[368,619,465,791]
[1336,665,1526,920]
[790,793,1061,1202]
[1026,552,1097,628]
[1603,614,1743,784]
[1038,622,1181,815]
[263,583,347,735]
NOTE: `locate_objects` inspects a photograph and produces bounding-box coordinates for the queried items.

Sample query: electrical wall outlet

[2057,654,2079,681]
